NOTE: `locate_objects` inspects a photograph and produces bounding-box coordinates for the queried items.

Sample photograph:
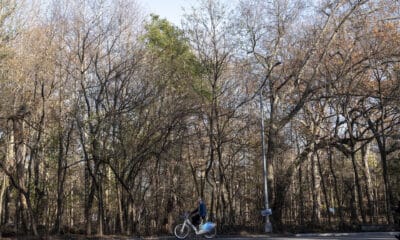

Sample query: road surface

[212,232,399,240]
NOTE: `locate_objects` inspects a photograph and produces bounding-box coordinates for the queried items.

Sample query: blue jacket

[199,201,207,217]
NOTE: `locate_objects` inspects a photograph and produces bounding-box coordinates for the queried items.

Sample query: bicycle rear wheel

[204,227,216,239]
[174,223,190,239]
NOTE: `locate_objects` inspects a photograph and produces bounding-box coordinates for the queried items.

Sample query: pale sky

[138,0,198,25]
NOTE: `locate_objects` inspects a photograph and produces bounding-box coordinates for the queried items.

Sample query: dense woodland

[0,0,399,237]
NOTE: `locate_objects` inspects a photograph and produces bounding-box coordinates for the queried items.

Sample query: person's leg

[192,214,200,226]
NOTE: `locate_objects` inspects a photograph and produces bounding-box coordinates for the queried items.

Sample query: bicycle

[174,212,216,239]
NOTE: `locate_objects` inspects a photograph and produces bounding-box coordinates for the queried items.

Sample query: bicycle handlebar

[181,212,190,219]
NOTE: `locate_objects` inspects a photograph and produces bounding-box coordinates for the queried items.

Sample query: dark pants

[191,214,200,226]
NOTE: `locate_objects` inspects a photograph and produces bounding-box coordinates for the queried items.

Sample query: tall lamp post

[259,88,272,233]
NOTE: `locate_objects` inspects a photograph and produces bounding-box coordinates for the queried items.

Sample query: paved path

[219,232,399,239]
[142,232,400,240]
[291,232,399,239]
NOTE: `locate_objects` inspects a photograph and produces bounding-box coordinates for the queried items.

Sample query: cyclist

[190,198,207,228]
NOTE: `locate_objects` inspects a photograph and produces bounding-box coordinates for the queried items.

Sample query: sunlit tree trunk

[310,149,321,225]
[360,143,375,223]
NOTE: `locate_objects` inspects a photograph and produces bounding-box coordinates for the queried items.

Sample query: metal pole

[259,89,272,233]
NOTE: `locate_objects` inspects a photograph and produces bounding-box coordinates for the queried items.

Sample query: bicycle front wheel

[204,227,216,239]
[174,223,190,239]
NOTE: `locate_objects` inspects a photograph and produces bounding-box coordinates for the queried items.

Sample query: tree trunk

[116,183,124,234]
[316,152,331,226]
[328,148,345,229]
[54,135,67,234]
[85,168,95,235]
[97,179,104,236]
[22,193,39,236]
[1,124,13,229]
[360,144,375,223]
[298,161,305,226]
[311,150,321,226]
[13,111,39,236]
[350,149,366,224]
[367,118,394,224]
[3,187,10,225]
[348,179,358,225]
[0,175,8,233]
[380,150,393,224]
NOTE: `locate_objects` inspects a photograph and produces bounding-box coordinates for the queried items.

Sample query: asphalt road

[212,232,399,240]
[140,232,400,240]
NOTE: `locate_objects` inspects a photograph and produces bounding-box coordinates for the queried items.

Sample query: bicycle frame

[174,212,216,239]
[181,216,205,235]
